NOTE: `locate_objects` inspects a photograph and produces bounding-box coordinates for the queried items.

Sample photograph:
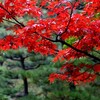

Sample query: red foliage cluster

[0,0,100,85]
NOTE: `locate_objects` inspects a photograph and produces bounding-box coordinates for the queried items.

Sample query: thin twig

[93,50,100,55]
[34,32,56,42]
[0,5,25,27]
[2,18,18,24]
[59,1,75,36]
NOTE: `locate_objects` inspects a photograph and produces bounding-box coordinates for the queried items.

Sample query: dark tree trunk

[60,96,65,100]
[23,77,28,95]
[69,82,76,91]
[20,56,29,95]
[0,62,4,66]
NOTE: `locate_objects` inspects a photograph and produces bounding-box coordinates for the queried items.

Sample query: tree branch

[34,32,56,42]
[57,39,100,62]
[0,5,25,27]
[2,18,18,24]
[59,1,75,36]
[35,32,100,62]
[24,64,41,70]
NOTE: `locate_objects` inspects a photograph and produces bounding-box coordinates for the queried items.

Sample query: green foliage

[68,84,100,100]
[0,56,5,63]
[94,13,100,18]
[0,94,10,100]
[18,94,39,100]
[0,58,100,100]
[2,48,28,58]
[71,57,95,66]
[0,66,20,99]
[63,36,77,49]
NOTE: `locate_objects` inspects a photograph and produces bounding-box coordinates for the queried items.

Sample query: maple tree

[0,0,100,85]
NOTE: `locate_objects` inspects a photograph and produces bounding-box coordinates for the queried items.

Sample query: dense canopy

[0,0,100,85]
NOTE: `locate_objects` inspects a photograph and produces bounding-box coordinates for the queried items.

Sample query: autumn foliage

[0,0,100,85]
